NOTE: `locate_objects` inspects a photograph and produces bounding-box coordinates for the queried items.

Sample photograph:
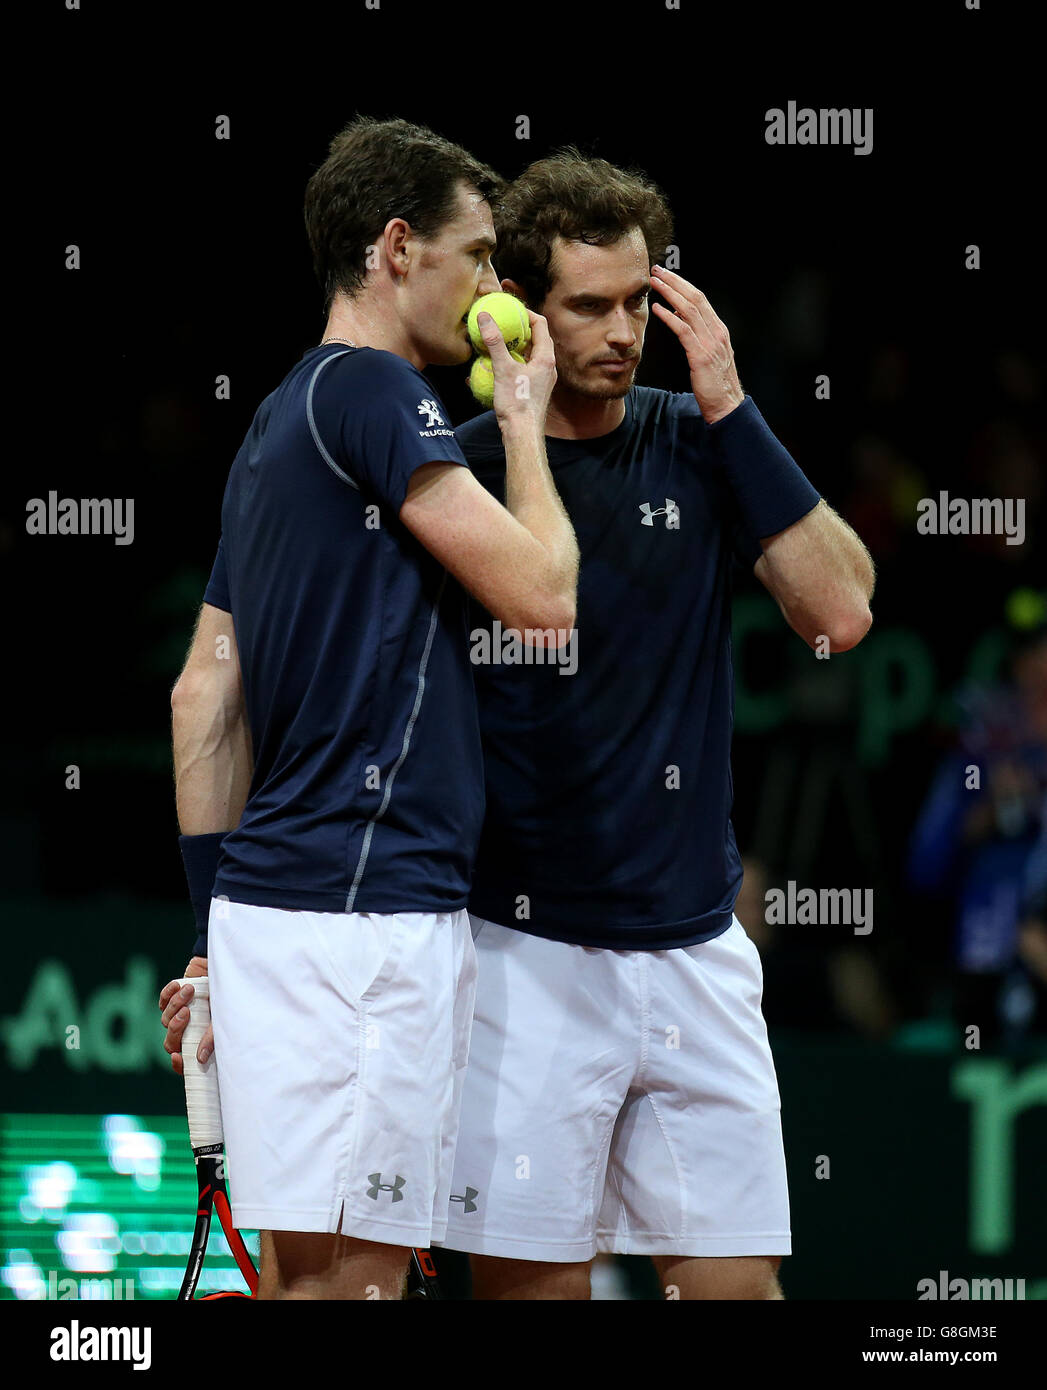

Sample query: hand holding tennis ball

[467,292,532,355]
[468,349,526,408]
[467,295,554,415]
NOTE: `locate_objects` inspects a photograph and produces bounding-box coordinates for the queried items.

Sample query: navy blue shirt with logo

[202,343,484,914]
[458,390,819,950]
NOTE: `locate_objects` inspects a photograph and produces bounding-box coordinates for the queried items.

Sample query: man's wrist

[705,395,821,540]
[179,831,229,957]
[497,410,545,440]
[701,394,745,427]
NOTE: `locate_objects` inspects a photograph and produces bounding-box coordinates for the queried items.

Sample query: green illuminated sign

[2,960,167,1073]
[0,1113,257,1301]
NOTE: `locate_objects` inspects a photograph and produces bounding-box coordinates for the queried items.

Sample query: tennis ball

[467,292,531,356]
[468,351,525,407]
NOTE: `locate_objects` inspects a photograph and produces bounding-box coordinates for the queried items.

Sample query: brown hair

[492,148,674,307]
[304,116,504,314]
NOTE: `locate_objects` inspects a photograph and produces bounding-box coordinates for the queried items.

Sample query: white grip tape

[179,976,223,1150]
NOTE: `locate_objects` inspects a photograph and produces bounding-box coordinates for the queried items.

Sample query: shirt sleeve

[311,348,469,512]
[732,521,763,569]
[203,537,231,612]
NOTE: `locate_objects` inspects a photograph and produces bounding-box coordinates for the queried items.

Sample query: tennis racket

[177,975,258,1300]
[405,1246,442,1299]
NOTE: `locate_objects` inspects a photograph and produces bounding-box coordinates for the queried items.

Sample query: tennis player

[158,118,577,1300]
[433,150,875,1299]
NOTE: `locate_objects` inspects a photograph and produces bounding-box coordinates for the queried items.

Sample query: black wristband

[706,395,821,540]
[179,831,228,958]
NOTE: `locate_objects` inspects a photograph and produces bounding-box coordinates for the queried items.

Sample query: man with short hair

[435,149,875,1300]
[159,117,577,1300]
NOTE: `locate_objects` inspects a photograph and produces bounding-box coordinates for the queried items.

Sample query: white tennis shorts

[435,914,791,1261]
[207,898,477,1247]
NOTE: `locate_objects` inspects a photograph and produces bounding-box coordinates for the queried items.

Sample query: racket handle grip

[179,975,224,1150]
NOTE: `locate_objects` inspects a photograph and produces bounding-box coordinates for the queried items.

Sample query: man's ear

[500,277,529,308]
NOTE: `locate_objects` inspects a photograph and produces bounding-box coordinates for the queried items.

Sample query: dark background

[3,0,1043,1301]
[13,0,1041,1022]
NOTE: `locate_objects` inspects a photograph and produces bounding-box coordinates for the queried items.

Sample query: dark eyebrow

[565,283,651,306]
[467,235,497,251]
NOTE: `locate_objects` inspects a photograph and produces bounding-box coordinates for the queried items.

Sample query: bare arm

[754,500,875,653]
[162,602,251,1070]
[399,433,577,638]
[170,602,253,833]
[399,310,578,640]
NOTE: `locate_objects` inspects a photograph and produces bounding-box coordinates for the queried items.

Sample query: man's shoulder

[307,348,454,436]
[453,387,701,456]
[316,345,430,393]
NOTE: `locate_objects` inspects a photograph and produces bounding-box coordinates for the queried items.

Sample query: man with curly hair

[436,149,875,1300]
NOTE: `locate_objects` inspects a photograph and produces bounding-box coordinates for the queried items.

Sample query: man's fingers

[159,974,198,1011]
[651,264,704,308]
[478,310,497,332]
[650,300,695,345]
[650,302,714,375]
[650,270,704,327]
[162,961,206,1075]
[651,298,723,365]
[652,268,726,340]
[163,1006,190,1034]
[197,1024,215,1066]
[526,311,552,355]
[159,984,195,1028]
[478,312,512,361]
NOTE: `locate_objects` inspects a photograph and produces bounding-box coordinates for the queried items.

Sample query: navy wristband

[706,396,821,540]
[178,831,228,958]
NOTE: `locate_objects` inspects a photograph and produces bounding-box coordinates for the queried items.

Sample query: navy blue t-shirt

[459,389,819,950]
[203,343,484,914]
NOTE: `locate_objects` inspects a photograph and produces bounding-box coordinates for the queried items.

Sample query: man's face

[409,181,501,365]
[536,228,650,399]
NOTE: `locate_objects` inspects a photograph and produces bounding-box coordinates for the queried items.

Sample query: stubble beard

[556,359,636,401]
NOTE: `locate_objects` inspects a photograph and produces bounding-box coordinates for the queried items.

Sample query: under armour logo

[449,1187,479,1214]
[639,498,679,528]
[366,1172,406,1202]
[417,399,445,429]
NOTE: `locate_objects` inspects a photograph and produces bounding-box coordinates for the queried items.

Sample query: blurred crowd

[907,617,1047,1043]
[730,269,1045,1045]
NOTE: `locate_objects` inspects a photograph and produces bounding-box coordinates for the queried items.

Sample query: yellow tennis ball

[467,292,531,356]
[468,355,495,407]
[468,351,525,407]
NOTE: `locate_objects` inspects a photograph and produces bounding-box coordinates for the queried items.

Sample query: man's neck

[543,386,627,440]
[322,298,422,368]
